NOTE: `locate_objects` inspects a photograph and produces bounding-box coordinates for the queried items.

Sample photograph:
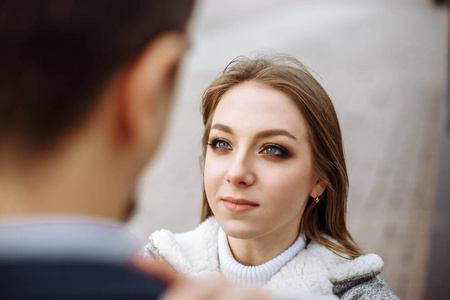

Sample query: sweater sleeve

[336,275,399,300]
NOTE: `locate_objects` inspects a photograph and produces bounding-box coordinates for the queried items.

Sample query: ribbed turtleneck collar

[218,226,305,288]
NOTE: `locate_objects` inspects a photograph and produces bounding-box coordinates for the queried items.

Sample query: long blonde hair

[200,55,362,259]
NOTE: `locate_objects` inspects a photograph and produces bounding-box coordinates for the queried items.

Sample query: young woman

[143,55,398,299]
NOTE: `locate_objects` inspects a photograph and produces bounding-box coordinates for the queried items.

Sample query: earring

[314,195,320,203]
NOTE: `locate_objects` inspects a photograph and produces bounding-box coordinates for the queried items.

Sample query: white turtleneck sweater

[218,227,306,288]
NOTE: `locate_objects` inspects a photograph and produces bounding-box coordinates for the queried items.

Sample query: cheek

[263,177,310,224]
[203,154,221,197]
[264,166,314,204]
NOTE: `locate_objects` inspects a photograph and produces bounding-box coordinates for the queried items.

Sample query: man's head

[0,0,194,150]
[0,0,195,220]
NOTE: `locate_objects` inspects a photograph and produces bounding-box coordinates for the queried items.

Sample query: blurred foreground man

[0,1,268,299]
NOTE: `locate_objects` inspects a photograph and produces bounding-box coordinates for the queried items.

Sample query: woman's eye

[208,139,232,150]
[217,141,231,149]
[264,146,280,154]
[261,145,290,157]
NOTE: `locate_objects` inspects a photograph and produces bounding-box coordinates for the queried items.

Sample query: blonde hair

[200,55,362,259]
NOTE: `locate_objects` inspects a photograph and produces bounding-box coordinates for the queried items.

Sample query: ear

[309,179,327,198]
[118,31,188,146]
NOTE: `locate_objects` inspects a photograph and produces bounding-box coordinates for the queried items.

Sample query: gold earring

[314,195,320,203]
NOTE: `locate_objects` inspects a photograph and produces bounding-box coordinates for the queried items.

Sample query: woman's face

[204,81,323,242]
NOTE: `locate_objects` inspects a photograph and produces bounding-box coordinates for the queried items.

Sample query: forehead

[212,81,308,137]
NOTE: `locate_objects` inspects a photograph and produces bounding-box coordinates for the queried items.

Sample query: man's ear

[117,31,188,146]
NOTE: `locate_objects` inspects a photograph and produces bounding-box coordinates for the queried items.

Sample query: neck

[226,219,301,266]
[0,125,136,221]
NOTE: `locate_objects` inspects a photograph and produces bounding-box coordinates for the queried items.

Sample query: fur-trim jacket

[142,217,398,300]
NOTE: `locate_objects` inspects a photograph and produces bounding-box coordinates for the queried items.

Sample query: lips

[221,197,259,213]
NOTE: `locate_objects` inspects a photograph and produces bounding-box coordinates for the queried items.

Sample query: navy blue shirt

[0,216,165,300]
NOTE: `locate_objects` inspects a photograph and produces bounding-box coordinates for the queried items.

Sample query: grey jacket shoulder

[334,274,399,300]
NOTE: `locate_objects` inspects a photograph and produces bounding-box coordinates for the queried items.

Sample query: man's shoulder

[0,259,165,300]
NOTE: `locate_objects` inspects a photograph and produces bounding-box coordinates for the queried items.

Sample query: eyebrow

[210,123,297,140]
[255,129,297,140]
[211,123,233,134]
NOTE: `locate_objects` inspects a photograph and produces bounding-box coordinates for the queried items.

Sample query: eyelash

[207,138,291,158]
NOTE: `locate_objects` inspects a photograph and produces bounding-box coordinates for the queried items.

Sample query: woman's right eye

[208,139,232,150]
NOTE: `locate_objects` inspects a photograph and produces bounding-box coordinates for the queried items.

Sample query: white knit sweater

[218,226,306,288]
[142,217,398,300]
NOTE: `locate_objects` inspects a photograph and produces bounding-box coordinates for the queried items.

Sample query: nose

[225,154,255,187]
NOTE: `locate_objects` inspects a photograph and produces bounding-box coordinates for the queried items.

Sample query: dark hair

[0,0,194,149]
[200,55,363,259]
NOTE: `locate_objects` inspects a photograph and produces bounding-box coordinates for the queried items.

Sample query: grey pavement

[127,1,448,299]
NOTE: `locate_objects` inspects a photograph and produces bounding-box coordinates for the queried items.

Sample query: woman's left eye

[261,145,289,157]
[263,146,281,155]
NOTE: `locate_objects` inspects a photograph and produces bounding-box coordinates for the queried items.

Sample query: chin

[219,218,263,240]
